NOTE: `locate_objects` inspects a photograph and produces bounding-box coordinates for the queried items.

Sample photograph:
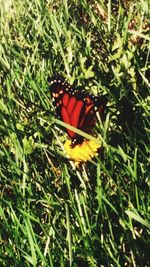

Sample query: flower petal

[64,139,101,166]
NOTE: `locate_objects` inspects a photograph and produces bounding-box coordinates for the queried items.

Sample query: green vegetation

[0,0,149,266]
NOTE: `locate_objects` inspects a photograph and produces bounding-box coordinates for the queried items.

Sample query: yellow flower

[64,139,101,166]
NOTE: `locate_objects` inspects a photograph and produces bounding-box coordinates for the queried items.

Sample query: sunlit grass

[0,0,150,266]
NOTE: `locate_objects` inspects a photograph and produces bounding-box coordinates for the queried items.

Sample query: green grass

[0,0,150,266]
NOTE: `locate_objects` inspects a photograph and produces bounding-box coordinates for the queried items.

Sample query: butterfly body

[48,77,107,147]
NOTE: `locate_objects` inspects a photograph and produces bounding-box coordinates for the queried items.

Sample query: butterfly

[48,76,107,147]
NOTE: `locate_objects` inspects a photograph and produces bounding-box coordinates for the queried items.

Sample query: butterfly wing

[48,77,107,146]
[48,77,82,139]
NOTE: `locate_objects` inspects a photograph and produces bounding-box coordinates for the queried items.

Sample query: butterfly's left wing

[48,77,82,139]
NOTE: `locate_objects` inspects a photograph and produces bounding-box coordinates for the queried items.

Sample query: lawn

[0,0,150,266]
